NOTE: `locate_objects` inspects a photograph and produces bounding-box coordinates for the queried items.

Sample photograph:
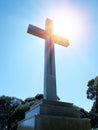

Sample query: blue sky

[0,0,98,111]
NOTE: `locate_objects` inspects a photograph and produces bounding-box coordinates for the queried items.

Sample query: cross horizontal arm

[27,24,46,39]
[27,24,69,47]
[53,34,69,47]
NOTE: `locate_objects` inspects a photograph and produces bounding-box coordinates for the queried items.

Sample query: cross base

[18,115,91,130]
[17,100,91,130]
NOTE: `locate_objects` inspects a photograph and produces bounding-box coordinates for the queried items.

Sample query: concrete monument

[17,18,91,130]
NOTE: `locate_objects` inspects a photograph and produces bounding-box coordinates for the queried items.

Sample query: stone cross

[27,18,69,101]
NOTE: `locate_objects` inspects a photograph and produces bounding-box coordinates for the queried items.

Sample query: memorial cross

[27,18,69,101]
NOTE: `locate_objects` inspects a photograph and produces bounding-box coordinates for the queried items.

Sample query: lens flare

[45,5,88,45]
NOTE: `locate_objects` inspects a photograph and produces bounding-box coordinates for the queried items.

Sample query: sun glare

[53,13,84,41]
[46,6,87,44]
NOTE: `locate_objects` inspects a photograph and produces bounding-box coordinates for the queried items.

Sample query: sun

[53,13,84,41]
[46,7,87,43]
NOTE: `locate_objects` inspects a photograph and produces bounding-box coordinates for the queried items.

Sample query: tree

[87,76,98,112]
[0,95,23,130]
[0,94,43,130]
[87,76,98,128]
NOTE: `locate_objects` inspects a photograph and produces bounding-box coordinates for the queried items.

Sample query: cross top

[27,18,69,101]
[46,18,53,33]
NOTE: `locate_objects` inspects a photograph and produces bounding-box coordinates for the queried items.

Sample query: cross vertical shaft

[44,19,57,101]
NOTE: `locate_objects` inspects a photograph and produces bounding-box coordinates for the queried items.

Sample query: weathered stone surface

[17,100,91,130]
[17,115,91,130]
[25,100,80,119]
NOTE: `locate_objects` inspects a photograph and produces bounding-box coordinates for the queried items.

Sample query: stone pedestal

[17,100,91,130]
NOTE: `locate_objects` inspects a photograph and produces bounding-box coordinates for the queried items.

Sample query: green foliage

[0,94,43,130]
[13,103,30,120]
[87,76,98,112]
[86,76,98,129]
[87,76,98,101]
[35,94,43,100]
[0,95,23,130]
[87,79,95,100]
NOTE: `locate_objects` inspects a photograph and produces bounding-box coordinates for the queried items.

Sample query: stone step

[25,100,80,119]
[17,115,91,130]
